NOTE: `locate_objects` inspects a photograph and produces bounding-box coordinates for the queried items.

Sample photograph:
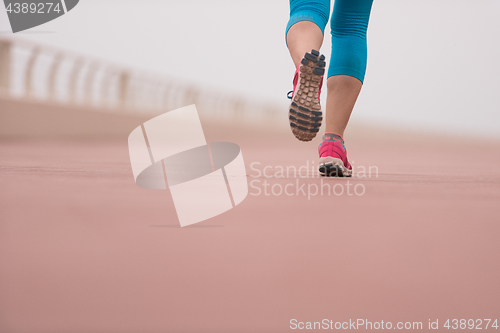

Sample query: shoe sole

[318,157,352,177]
[289,50,325,142]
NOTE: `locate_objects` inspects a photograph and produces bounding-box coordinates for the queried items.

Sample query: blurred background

[2,2,500,332]
[1,0,499,138]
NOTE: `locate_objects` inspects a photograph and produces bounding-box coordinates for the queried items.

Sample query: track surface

[1,125,500,332]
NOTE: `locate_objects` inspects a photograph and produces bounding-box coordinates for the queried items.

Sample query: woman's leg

[325,0,373,137]
[324,76,362,137]
[285,0,331,67]
[318,0,373,177]
[285,0,330,142]
[287,22,324,68]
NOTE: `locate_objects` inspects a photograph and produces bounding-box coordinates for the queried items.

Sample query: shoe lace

[288,68,300,100]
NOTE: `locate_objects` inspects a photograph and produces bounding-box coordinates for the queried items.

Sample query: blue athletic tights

[286,0,373,83]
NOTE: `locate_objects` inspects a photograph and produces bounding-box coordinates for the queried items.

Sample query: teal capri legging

[286,0,373,83]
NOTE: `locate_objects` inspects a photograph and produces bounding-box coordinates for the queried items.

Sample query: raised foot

[289,49,326,142]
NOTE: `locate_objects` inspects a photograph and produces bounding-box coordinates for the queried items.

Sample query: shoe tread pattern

[289,50,325,142]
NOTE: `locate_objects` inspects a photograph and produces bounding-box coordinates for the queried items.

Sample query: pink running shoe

[287,49,325,142]
[318,133,353,177]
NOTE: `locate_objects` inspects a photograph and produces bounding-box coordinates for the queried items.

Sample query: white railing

[0,36,281,124]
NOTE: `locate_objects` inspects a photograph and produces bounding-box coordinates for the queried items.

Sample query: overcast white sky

[2,0,500,138]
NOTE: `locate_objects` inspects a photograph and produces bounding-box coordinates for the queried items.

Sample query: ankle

[324,130,344,138]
